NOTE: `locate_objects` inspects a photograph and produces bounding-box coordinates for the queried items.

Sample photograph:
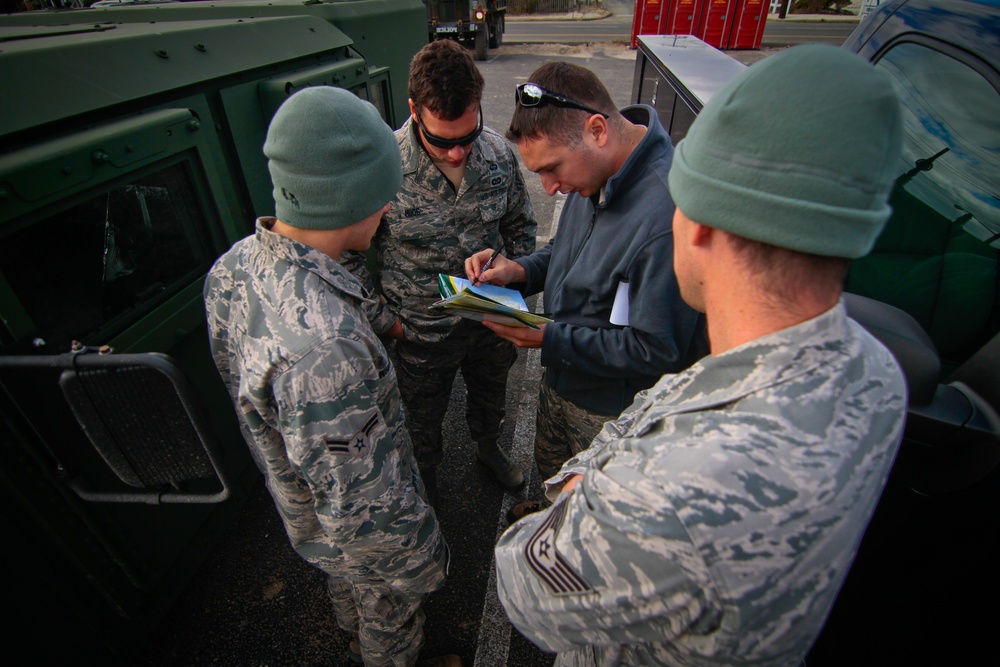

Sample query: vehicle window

[358,72,392,126]
[0,162,213,348]
[847,40,1000,366]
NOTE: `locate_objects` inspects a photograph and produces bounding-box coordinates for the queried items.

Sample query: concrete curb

[767,14,861,22]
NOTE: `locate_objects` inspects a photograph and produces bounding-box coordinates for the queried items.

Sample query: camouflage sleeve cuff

[368,297,399,335]
[544,467,586,502]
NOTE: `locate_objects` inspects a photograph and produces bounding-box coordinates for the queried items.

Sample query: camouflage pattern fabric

[344,119,536,343]
[326,575,426,667]
[495,302,907,666]
[534,380,611,480]
[204,218,448,666]
[395,320,517,470]
[343,119,536,470]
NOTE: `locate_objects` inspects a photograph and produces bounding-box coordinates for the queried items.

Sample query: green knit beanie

[668,45,902,258]
[264,86,402,230]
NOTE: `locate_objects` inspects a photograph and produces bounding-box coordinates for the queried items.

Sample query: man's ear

[408,98,417,120]
[689,220,713,247]
[583,114,609,148]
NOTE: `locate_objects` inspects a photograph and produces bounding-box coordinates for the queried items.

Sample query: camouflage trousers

[395,320,517,470]
[326,573,426,667]
[534,380,614,480]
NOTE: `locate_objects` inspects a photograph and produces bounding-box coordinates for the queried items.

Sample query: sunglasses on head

[515,83,609,118]
[415,106,484,149]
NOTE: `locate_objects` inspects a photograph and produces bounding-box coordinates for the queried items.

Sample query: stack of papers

[430,274,553,329]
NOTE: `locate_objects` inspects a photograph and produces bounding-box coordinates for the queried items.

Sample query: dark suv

[633,0,998,662]
[809,0,999,663]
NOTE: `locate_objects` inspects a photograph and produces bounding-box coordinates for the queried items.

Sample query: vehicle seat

[846,185,999,368]
[842,292,939,406]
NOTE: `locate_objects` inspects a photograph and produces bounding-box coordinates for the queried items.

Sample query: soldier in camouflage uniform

[345,40,536,496]
[204,87,456,667]
[494,46,907,666]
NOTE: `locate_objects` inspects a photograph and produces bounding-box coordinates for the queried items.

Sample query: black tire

[474,27,488,61]
[489,16,503,49]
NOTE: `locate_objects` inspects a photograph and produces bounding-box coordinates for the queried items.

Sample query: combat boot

[419,466,438,506]
[506,499,547,525]
[476,441,524,490]
[347,633,362,664]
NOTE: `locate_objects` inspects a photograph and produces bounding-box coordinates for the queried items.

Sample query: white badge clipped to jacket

[610,280,630,326]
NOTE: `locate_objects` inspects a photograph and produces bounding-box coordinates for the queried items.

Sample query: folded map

[430,274,553,329]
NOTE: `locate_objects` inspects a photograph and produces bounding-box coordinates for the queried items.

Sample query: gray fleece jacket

[516,105,707,416]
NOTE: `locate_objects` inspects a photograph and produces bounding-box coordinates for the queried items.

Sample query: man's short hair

[408,40,484,120]
[728,232,850,306]
[506,62,618,146]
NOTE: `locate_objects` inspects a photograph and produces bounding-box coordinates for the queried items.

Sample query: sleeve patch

[524,497,592,595]
[325,414,378,458]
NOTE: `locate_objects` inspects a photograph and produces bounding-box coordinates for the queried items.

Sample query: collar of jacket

[253,217,369,304]
[631,301,858,433]
[598,104,672,208]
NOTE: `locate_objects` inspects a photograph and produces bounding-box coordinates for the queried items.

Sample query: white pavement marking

[474,347,542,667]
[473,198,564,667]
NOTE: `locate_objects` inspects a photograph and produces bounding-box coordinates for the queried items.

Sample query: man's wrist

[511,258,528,284]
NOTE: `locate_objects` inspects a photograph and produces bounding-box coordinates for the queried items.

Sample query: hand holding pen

[465,243,528,286]
[473,242,504,286]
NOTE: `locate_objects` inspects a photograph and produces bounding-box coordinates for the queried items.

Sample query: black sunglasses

[415,106,484,149]
[515,83,609,118]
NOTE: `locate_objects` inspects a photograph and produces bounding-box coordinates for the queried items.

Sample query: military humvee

[425,0,507,61]
[0,1,424,661]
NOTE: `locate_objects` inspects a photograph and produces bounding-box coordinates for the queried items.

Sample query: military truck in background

[0,0,424,661]
[425,0,506,60]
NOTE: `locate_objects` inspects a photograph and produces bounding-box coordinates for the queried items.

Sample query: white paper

[610,280,630,326]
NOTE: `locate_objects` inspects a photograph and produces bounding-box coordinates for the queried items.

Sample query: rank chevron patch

[325,414,378,458]
[524,497,592,595]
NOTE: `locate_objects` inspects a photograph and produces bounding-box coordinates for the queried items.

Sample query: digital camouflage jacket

[205,219,447,594]
[515,105,706,416]
[495,302,906,666]
[346,119,536,344]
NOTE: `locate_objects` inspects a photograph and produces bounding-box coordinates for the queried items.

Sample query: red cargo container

[697,0,736,48]
[631,0,767,50]
[728,0,769,49]
[632,0,706,48]
[669,0,703,35]
[631,0,665,48]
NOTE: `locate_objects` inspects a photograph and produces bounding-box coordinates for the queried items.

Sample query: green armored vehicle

[0,1,424,661]
[426,0,506,60]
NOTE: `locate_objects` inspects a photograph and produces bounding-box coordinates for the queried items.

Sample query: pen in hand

[475,242,505,286]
